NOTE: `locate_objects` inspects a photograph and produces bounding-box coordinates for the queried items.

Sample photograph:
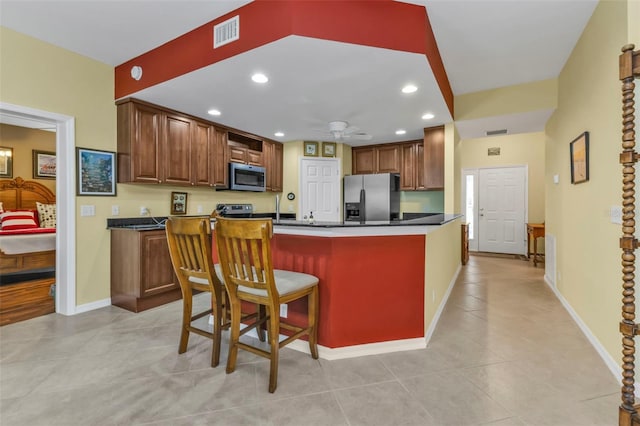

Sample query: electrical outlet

[280,304,288,318]
[288,204,294,212]
[432,289,436,302]
[140,206,149,216]
[111,205,119,216]
[197,205,203,214]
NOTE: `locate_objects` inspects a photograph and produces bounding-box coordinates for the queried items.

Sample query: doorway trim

[461,164,528,254]
[0,102,76,315]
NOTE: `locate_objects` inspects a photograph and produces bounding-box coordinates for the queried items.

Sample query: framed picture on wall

[322,142,336,157]
[171,191,188,215]
[304,141,319,157]
[570,131,589,184]
[32,150,56,179]
[0,147,13,178]
[77,148,117,196]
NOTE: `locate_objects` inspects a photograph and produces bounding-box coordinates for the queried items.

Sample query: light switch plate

[611,206,623,224]
[80,205,95,217]
[111,205,119,216]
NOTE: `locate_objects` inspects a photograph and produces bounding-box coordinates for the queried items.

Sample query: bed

[0,177,56,325]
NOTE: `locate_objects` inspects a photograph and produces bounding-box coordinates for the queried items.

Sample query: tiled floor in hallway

[0,255,618,425]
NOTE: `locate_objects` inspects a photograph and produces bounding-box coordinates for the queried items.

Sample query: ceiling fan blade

[343,125,360,135]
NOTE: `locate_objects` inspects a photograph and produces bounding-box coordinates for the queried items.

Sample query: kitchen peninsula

[265,214,463,359]
[109,214,463,359]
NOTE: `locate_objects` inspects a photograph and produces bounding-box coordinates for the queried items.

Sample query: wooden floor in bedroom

[0,277,55,326]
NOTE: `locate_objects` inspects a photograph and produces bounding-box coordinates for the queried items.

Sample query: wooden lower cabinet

[110,229,181,313]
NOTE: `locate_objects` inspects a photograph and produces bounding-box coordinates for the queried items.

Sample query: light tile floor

[0,255,619,425]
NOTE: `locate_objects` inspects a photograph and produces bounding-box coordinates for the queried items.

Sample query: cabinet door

[264,140,283,192]
[400,143,416,190]
[352,147,376,174]
[415,142,425,190]
[162,113,193,185]
[212,127,228,188]
[140,232,178,297]
[247,149,263,167]
[423,126,444,190]
[271,142,283,192]
[192,121,215,187]
[229,143,248,164]
[129,102,162,183]
[376,144,400,173]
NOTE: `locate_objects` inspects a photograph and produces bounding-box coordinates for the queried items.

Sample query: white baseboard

[543,276,621,384]
[288,337,426,360]
[72,297,112,315]
[425,264,461,345]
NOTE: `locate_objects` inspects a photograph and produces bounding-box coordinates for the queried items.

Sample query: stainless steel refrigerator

[344,173,400,222]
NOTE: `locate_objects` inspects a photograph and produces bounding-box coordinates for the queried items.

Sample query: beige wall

[424,218,461,332]
[545,0,631,366]
[455,79,557,121]
[0,124,56,193]
[459,132,546,223]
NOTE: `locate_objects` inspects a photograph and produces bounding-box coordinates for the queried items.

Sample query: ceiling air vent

[485,129,508,136]
[213,15,239,49]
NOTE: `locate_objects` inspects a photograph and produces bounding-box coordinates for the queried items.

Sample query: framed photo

[0,147,13,178]
[570,131,589,184]
[77,148,117,196]
[304,141,319,157]
[32,150,56,179]
[322,142,336,157]
[171,191,188,215]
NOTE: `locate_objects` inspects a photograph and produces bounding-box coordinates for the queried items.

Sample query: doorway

[0,102,76,315]
[462,165,527,255]
[299,157,341,222]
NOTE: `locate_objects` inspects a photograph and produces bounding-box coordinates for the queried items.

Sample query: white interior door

[478,166,527,254]
[299,158,340,222]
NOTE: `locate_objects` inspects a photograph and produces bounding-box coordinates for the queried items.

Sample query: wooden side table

[526,223,545,267]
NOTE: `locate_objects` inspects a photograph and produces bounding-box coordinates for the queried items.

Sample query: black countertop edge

[107,213,460,230]
[271,214,463,228]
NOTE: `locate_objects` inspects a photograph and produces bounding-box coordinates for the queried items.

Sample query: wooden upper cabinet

[264,140,283,192]
[162,112,193,185]
[376,144,400,173]
[117,100,163,184]
[247,149,263,167]
[212,127,228,188]
[399,140,425,191]
[423,125,445,190]
[118,99,193,186]
[352,147,376,174]
[228,142,248,164]
[192,120,222,188]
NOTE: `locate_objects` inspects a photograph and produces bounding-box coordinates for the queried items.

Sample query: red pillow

[0,210,39,231]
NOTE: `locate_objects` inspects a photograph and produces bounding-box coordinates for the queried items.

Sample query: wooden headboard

[0,177,56,210]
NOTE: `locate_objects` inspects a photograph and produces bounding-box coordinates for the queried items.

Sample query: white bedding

[0,233,56,255]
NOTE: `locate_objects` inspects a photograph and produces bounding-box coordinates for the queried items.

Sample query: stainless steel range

[215,203,253,218]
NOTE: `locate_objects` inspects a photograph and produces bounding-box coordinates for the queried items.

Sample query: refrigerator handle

[359,188,366,224]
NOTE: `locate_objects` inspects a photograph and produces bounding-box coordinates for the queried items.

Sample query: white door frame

[298,157,341,221]
[1,102,76,315]
[461,165,528,254]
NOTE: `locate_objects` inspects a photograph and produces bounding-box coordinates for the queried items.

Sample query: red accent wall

[271,234,425,348]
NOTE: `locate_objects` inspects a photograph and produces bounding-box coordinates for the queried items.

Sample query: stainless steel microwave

[228,163,266,192]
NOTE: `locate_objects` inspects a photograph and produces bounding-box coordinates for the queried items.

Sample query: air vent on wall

[486,129,508,136]
[213,15,239,49]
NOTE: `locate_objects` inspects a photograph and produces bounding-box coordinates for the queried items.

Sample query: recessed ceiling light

[251,73,269,83]
[395,129,407,135]
[208,109,221,116]
[274,132,284,137]
[401,84,417,94]
[421,113,435,120]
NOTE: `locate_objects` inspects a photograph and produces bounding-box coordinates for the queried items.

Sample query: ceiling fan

[327,120,372,141]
